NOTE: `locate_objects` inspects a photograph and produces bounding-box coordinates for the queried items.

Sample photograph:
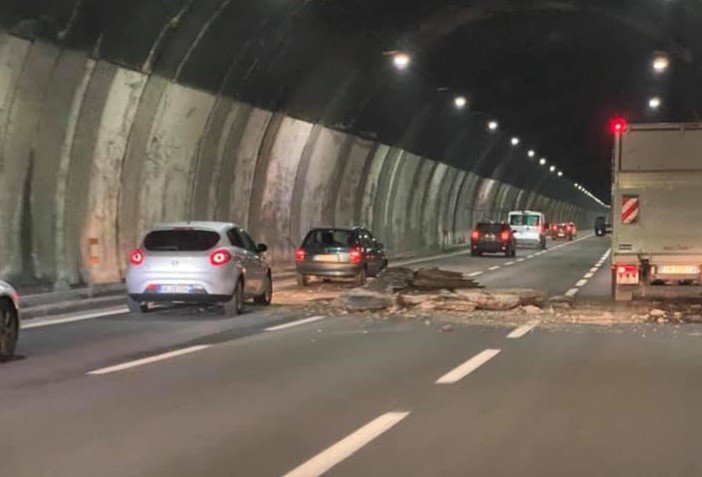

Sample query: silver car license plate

[158,285,192,294]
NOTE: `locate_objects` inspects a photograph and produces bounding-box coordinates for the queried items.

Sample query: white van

[508,211,547,249]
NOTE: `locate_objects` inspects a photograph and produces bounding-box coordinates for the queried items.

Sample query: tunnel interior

[0,0,698,287]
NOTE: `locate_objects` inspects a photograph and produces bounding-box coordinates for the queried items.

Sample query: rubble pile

[336,267,547,314]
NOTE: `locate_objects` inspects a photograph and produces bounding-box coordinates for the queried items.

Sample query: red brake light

[129,249,144,266]
[616,265,638,274]
[501,231,510,242]
[471,230,480,241]
[295,248,306,263]
[209,249,232,266]
[350,248,363,265]
[610,118,628,135]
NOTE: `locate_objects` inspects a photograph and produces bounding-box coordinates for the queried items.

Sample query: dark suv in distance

[296,227,387,286]
[471,223,517,257]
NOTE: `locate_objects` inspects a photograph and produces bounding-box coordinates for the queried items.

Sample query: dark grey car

[296,227,387,286]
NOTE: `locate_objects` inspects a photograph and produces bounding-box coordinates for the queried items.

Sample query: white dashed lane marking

[564,248,612,298]
[436,349,501,385]
[283,412,410,477]
[88,345,212,376]
[265,316,327,332]
[507,321,540,339]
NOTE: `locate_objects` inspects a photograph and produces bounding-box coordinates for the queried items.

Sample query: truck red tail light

[610,118,628,135]
[129,249,144,266]
[471,230,480,241]
[209,249,232,266]
[616,265,638,275]
[350,248,363,264]
[295,248,306,263]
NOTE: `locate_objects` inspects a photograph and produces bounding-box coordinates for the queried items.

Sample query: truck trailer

[611,122,702,301]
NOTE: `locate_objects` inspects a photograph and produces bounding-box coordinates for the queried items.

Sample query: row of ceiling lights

[647,53,669,111]
[391,51,603,207]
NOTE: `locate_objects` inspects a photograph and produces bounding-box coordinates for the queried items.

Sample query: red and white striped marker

[621,195,639,224]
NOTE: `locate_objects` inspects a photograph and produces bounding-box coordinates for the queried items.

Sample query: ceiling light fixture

[652,55,669,74]
[392,52,411,70]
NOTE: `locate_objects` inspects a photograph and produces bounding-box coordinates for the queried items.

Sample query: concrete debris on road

[649,309,667,319]
[410,268,482,290]
[548,295,575,309]
[335,267,547,314]
[334,289,396,312]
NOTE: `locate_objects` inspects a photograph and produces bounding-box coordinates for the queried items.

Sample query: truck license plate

[658,265,699,275]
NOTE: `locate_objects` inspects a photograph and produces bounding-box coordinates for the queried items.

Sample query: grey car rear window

[303,229,355,248]
[144,230,221,252]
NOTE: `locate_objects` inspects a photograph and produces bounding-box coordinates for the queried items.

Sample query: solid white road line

[22,306,130,330]
[265,316,327,332]
[468,271,483,277]
[87,345,211,376]
[488,266,501,271]
[436,349,501,385]
[575,279,588,288]
[507,321,540,339]
[565,288,579,297]
[283,412,410,477]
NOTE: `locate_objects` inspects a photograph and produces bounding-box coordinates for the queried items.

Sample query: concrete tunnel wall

[0,33,602,288]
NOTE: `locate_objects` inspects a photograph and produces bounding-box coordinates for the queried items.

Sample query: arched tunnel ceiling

[2,0,701,201]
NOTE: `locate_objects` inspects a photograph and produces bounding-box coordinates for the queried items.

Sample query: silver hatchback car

[126,222,272,315]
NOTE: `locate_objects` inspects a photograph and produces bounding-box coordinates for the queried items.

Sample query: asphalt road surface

[6,235,702,476]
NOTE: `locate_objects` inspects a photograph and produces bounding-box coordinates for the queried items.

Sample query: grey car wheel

[223,279,244,316]
[0,300,18,362]
[354,267,367,287]
[297,273,309,287]
[254,274,273,306]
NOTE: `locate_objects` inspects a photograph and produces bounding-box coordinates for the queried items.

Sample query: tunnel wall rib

[0,36,602,287]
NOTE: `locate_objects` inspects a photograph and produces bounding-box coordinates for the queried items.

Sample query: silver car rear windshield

[143,230,221,252]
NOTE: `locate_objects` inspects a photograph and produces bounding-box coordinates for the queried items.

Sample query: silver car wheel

[0,302,18,361]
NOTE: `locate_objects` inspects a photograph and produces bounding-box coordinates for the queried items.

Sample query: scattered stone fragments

[335,289,395,312]
[336,267,545,314]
